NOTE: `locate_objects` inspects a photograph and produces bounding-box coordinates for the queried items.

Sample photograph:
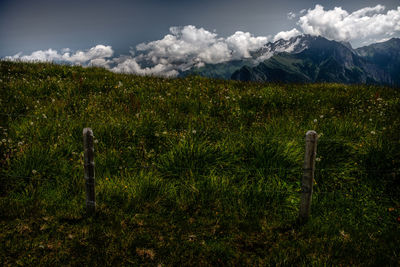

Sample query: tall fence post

[83,128,95,215]
[299,130,318,223]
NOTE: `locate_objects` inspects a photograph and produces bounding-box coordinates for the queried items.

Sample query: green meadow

[1,61,399,265]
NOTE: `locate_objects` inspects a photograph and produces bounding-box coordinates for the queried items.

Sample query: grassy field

[1,61,399,266]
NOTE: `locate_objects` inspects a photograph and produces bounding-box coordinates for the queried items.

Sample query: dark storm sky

[0,0,399,57]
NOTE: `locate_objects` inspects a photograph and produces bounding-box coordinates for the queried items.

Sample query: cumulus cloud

[297,4,400,41]
[5,45,114,68]
[273,28,301,42]
[226,31,269,58]
[112,25,270,76]
[134,25,231,67]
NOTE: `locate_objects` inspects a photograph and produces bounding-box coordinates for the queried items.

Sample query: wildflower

[370,131,376,135]
[313,119,317,123]
[42,114,47,119]
[94,139,99,144]
[18,141,23,146]
[1,139,6,143]
[155,133,160,137]
[30,122,33,125]
[32,170,37,174]
[162,131,168,135]
[316,157,321,162]
[369,118,372,122]
[192,129,197,134]
[319,115,324,118]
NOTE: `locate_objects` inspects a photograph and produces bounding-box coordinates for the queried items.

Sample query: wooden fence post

[83,128,95,215]
[299,130,318,223]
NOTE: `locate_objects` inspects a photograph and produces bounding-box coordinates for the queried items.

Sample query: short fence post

[83,128,95,215]
[299,130,318,223]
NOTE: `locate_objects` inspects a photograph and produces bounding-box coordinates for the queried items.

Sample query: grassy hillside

[1,61,399,266]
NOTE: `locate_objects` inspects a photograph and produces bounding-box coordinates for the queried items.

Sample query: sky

[1,0,400,76]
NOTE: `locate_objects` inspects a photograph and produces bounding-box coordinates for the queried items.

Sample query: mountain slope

[178,60,253,79]
[356,38,400,85]
[232,36,393,84]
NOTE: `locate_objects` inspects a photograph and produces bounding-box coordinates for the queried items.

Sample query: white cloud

[4,26,272,77]
[112,25,270,76]
[6,49,61,62]
[226,31,269,58]
[135,26,231,66]
[5,45,114,66]
[111,58,178,77]
[273,28,302,42]
[297,4,400,41]
[287,12,296,20]
[67,45,113,64]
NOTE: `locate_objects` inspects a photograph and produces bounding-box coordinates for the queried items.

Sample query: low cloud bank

[4,4,400,76]
[6,45,114,68]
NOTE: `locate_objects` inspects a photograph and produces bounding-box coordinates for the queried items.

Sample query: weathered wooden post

[299,130,318,223]
[83,128,95,215]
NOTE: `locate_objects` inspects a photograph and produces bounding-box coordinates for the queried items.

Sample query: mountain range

[180,35,400,86]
